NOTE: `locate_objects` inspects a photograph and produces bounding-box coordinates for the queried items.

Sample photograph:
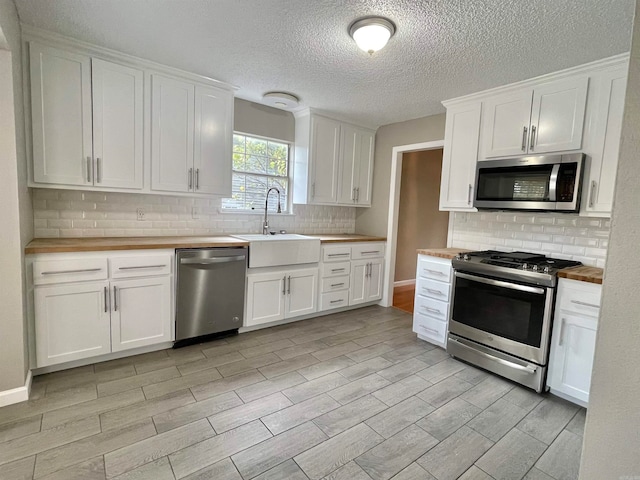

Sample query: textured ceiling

[14,0,635,128]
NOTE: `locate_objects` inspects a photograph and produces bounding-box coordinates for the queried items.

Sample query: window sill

[218,209,296,217]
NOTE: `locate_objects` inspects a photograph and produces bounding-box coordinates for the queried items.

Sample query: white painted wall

[580,1,640,477]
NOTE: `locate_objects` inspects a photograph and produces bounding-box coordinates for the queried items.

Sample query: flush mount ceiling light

[262,92,300,110]
[349,16,396,55]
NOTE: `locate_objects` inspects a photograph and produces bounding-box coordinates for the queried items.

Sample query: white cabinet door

[355,129,375,206]
[529,77,588,154]
[582,68,627,215]
[481,90,533,159]
[246,272,286,327]
[337,124,358,205]
[110,277,172,352]
[34,281,111,367]
[440,102,481,211]
[286,268,318,318]
[151,75,195,193]
[30,43,93,186]
[309,115,341,204]
[349,260,368,306]
[365,259,384,302]
[548,311,597,405]
[91,59,144,189]
[193,85,233,195]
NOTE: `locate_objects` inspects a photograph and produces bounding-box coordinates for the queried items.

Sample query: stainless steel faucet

[263,187,282,235]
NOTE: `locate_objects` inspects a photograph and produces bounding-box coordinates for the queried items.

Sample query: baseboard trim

[394,279,416,288]
[0,370,32,407]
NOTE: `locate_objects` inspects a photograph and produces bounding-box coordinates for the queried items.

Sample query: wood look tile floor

[0,306,585,480]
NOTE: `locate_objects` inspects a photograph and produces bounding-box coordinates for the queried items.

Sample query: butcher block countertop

[558,265,604,285]
[25,234,386,254]
[416,248,473,259]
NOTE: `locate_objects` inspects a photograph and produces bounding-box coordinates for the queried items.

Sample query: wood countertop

[416,247,473,259]
[25,234,386,254]
[558,265,604,285]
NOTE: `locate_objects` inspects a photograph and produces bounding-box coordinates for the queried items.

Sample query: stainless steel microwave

[474,153,585,212]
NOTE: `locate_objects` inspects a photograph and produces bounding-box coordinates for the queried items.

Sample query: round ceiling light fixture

[349,16,396,55]
[262,92,300,110]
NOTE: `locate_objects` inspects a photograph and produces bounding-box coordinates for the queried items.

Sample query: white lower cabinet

[246,267,318,328]
[30,250,174,368]
[547,278,601,406]
[350,259,383,306]
[413,254,453,348]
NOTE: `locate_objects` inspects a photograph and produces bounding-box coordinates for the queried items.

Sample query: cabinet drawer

[417,256,452,283]
[320,261,351,278]
[33,257,108,285]
[351,243,385,260]
[322,245,352,262]
[321,275,350,293]
[557,279,602,317]
[109,254,173,279]
[416,278,451,302]
[320,290,350,311]
[413,312,447,347]
[414,295,449,322]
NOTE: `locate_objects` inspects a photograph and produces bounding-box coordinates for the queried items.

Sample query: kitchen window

[222,133,290,212]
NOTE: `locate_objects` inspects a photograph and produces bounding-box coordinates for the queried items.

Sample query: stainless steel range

[447,250,581,392]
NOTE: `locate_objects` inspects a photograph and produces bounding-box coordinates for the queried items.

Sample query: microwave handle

[548,164,560,202]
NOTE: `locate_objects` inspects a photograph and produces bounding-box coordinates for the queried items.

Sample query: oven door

[449,270,555,365]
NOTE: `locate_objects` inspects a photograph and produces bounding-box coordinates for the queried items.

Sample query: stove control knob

[454,254,462,260]
[522,263,528,270]
[543,266,551,274]
[532,265,539,271]
[463,254,470,261]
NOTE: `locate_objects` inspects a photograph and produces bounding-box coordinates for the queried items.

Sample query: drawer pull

[104,286,109,313]
[330,299,345,304]
[361,251,380,255]
[331,268,346,273]
[420,325,439,335]
[41,268,102,275]
[421,305,442,315]
[331,283,345,288]
[119,264,167,270]
[424,288,445,296]
[328,253,350,257]
[424,269,445,276]
[570,300,600,309]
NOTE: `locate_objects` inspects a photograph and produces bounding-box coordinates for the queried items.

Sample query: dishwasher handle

[180,255,246,265]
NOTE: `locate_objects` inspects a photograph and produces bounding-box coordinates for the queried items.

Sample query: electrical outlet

[192,206,200,220]
[136,208,145,221]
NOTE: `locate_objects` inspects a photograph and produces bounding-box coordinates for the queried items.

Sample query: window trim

[222,131,292,213]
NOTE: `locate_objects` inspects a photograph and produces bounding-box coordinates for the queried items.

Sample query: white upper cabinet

[30,43,93,186]
[151,75,195,193]
[151,76,233,195]
[293,111,375,207]
[480,76,588,159]
[194,85,233,195]
[91,59,144,189]
[439,101,481,211]
[581,64,628,216]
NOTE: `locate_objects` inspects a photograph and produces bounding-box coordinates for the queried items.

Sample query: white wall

[579,1,640,477]
[450,212,609,267]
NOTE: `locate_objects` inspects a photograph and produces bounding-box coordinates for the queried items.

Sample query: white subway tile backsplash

[33,189,356,238]
[451,211,609,267]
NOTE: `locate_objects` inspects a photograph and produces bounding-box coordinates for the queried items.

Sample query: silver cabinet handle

[558,317,566,346]
[424,269,445,276]
[188,168,193,190]
[104,286,109,313]
[113,286,118,312]
[421,305,442,315]
[467,184,472,205]
[119,264,167,270]
[331,268,345,273]
[330,283,345,288]
[328,253,350,258]
[311,182,316,198]
[356,187,360,202]
[287,275,291,295]
[282,275,286,295]
[352,187,356,201]
[41,268,102,275]
[530,125,536,150]
[330,298,345,304]
[196,168,200,190]
[420,325,439,335]
[87,156,92,183]
[424,287,445,296]
[589,180,597,208]
[361,251,380,255]
[521,126,528,151]
[96,158,102,183]
[571,299,600,309]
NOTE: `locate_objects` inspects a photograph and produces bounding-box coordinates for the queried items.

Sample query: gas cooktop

[452,250,582,287]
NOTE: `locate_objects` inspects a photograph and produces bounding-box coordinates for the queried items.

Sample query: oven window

[452,276,546,347]
[476,165,553,202]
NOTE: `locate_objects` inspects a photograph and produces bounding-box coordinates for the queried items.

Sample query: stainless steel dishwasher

[175,248,247,346]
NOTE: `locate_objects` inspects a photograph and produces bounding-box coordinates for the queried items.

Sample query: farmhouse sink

[232,234,321,268]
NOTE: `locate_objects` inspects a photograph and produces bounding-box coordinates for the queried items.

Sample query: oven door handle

[449,337,538,374]
[455,271,545,295]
